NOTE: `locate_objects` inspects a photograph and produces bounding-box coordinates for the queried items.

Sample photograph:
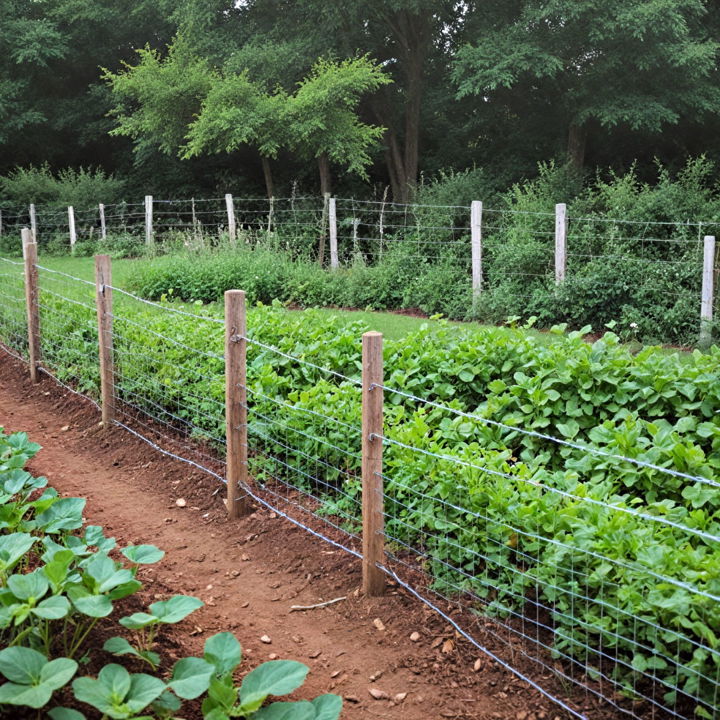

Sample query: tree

[452,0,720,170]
[103,37,215,164]
[183,73,288,198]
[0,0,174,174]
[286,57,392,196]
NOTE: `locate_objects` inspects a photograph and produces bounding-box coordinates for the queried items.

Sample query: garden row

[3,266,718,719]
[0,426,343,719]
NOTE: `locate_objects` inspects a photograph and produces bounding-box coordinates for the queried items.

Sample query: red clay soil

[0,352,593,720]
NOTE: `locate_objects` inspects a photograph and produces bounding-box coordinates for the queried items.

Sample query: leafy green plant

[0,647,77,709]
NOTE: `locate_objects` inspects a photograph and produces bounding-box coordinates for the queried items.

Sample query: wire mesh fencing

[0,257,28,361]
[374,381,720,719]
[0,255,719,719]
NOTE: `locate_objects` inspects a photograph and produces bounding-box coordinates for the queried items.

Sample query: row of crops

[0,262,719,718]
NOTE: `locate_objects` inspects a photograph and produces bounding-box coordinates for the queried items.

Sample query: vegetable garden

[0,245,719,720]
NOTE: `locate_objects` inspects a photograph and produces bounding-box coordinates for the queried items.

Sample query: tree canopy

[1,0,719,200]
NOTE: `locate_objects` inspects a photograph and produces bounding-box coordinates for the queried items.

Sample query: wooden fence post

[29,204,37,243]
[68,206,77,251]
[22,229,40,383]
[225,194,237,244]
[555,203,567,284]
[95,255,115,428]
[145,195,153,245]
[471,200,483,300]
[99,203,107,240]
[700,235,716,347]
[362,331,385,596]
[225,290,250,518]
[329,197,339,270]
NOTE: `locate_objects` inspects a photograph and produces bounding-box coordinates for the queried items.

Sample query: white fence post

[99,203,107,240]
[29,203,37,243]
[145,195,153,245]
[555,203,567,284]
[225,193,236,244]
[471,200,483,299]
[329,197,339,270]
[68,206,77,251]
[700,235,716,347]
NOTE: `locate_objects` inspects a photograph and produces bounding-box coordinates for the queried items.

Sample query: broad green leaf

[119,611,157,629]
[40,658,78,691]
[239,661,309,713]
[0,533,35,572]
[68,588,113,618]
[254,700,315,720]
[36,497,86,533]
[8,569,48,601]
[121,545,165,565]
[148,594,203,624]
[72,677,118,716]
[125,673,167,712]
[312,694,343,720]
[169,657,214,699]
[103,636,141,659]
[33,595,71,620]
[0,681,52,708]
[0,646,46,684]
[204,632,242,676]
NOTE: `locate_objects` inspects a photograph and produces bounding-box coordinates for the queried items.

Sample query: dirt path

[0,352,563,720]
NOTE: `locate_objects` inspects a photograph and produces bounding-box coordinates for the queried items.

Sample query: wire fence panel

[0,258,719,718]
[0,257,28,361]
[36,265,100,399]
[376,381,720,720]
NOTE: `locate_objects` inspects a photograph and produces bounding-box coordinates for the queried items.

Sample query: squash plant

[0,428,342,719]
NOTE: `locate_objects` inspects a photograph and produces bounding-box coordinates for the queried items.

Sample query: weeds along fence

[1,192,719,347]
[1,238,720,719]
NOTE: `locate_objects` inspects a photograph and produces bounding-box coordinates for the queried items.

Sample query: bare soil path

[0,352,566,720]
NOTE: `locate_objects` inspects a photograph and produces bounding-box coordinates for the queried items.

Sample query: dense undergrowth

[1,282,718,717]
[4,158,718,346]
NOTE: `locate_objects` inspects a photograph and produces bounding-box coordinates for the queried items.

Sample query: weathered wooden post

[471,200,483,301]
[225,194,237,244]
[362,330,385,596]
[329,197,339,270]
[29,204,37,243]
[95,255,115,428]
[700,235,716,347]
[22,228,40,383]
[145,195,153,245]
[99,203,107,240]
[555,203,567,284]
[225,290,250,518]
[68,206,77,252]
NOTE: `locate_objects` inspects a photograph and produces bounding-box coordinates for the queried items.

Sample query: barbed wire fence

[0,239,718,719]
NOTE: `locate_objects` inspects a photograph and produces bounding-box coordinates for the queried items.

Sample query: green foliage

[0,165,125,207]
[0,426,339,718]
[453,0,720,142]
[104,36,215,162]
[184,72,289,161]
[287,56,392,179]
[17,283,720,714]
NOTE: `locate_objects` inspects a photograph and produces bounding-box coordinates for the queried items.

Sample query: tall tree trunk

[395,10,431,202]
[567,123,588,172]
[318,152,332,196]
[260,155,274,199]
[384,128,407,202]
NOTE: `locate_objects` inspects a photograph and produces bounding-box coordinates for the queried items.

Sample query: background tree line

[1,0,720,203]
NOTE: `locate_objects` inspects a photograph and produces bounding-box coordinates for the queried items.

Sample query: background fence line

[1,192,717,345]
[0,239,719,719]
